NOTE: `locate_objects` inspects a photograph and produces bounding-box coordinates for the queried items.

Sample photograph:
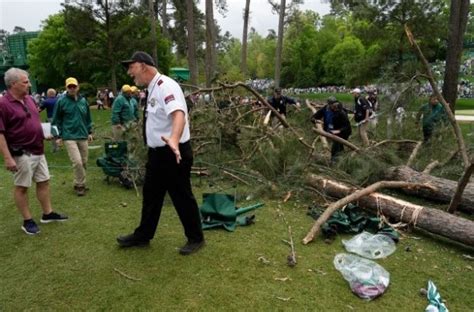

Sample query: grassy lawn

[0,108,473,311]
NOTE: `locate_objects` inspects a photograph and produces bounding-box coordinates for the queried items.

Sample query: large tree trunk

[241,0,251,76]
[148,0,158,66]
[386,166,474,214]
[307,174,474,247]
[160,0,169,39]
[205,0,216,87]
[442,0,470,112]
[274,0,286,88]
[186,0,198,85]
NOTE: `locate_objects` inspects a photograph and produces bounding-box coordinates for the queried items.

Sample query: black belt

[149,141,190,152]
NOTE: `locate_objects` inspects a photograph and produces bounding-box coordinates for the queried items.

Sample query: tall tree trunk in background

[442,0,470,112]
[104,0,117,95]
[274,0,286,88]
[160,0,169,39]
[148,0,158,66]
[241,0,251,77]
[186,0,198,85]
[205,0,216,87]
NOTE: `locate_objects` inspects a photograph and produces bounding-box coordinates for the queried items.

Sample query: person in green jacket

[111,84,136,140]
[130,86,140,121]
[416,94,449,142]
[52,77,93,196]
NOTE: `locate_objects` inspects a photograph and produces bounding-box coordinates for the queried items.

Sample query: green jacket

[130,96,140,121]
[419,103,448,131]
[52,93,92,140]
[111,94,135,125]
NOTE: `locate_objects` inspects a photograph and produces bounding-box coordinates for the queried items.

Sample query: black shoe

[40,212,68,224]
[179,240,205,255]
[117,233,149,248]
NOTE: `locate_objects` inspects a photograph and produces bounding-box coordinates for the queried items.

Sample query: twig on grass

[114,268,141,281]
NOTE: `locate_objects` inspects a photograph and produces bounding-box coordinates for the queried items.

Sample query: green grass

[0,107,473,311]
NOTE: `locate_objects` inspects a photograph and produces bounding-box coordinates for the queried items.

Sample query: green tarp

[200,193,264,231]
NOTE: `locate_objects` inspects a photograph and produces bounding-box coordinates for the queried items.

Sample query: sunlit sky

[0,0,331,38]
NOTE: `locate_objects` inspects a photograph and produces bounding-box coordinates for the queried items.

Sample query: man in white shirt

[117,51,204,255]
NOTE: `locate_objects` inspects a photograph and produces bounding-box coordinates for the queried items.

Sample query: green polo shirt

[52,93,92,140]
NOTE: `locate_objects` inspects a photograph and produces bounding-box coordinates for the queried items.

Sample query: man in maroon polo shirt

[0,68,68,235]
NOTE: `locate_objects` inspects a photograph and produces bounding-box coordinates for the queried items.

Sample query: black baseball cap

[121,51,155,67]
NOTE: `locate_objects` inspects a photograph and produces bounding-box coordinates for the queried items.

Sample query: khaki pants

[358,122,370,146]
[64,140,88,187]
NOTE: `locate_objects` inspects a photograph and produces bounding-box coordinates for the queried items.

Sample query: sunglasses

[67,85,78,89]
[20,103,31,118]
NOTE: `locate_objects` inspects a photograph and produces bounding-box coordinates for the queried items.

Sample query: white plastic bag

[342,232,396,259]
[334,253,390,300]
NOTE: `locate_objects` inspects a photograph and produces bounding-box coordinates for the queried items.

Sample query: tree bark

[160,0,169,39]
[205,0,216,87]
[186,0,198,85]
[241,0,251,76]
[386,165,474,214]
[442,0,470,112]
[303,178,432,245]
[312,127,360,152]
[448,162,474,213]
[406,141,422,167]
[148,0,158,66]
[306,174,474,247]
[274,0,286,88]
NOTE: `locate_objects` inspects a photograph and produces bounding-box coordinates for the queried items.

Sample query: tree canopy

[19,0,473,90]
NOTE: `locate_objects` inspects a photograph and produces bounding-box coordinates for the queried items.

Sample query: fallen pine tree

[385,166,474,214]
[305,174,474,247]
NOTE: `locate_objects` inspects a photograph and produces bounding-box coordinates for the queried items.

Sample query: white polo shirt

[146,73,190,148]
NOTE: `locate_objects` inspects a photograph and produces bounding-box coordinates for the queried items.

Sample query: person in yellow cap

[52,77,93,196]
[111,84,136,140]
[130,86,140,120]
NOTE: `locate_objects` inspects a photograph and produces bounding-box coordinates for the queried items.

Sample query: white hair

[4,68,29,89]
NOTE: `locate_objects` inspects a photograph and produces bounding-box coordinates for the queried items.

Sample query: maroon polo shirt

[0,91,44,155]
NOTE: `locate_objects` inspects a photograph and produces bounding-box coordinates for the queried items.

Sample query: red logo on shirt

[157,79,163,86]
[164,94,175,104]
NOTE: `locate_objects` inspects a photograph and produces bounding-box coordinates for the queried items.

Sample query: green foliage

[281,11,320,87]
[27,4,171,91]
[246,32,276,79]
[323,36,365,86]
[217,38,244,82]
[28,14,74,88]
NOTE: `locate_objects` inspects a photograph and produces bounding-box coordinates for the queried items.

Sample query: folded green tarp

[200,193,264,231]
[308,203,400,242]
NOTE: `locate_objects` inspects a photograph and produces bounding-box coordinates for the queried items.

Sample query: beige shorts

[13,154,50,187]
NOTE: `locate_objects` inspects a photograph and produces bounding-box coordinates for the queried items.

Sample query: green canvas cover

[308,203,400,242]
[200,193,264,231]
[96,141,129,177]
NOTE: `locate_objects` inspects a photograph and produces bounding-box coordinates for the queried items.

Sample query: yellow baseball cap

[65,77,78,87]
[130,86,138,93]
[122,84,132,93]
